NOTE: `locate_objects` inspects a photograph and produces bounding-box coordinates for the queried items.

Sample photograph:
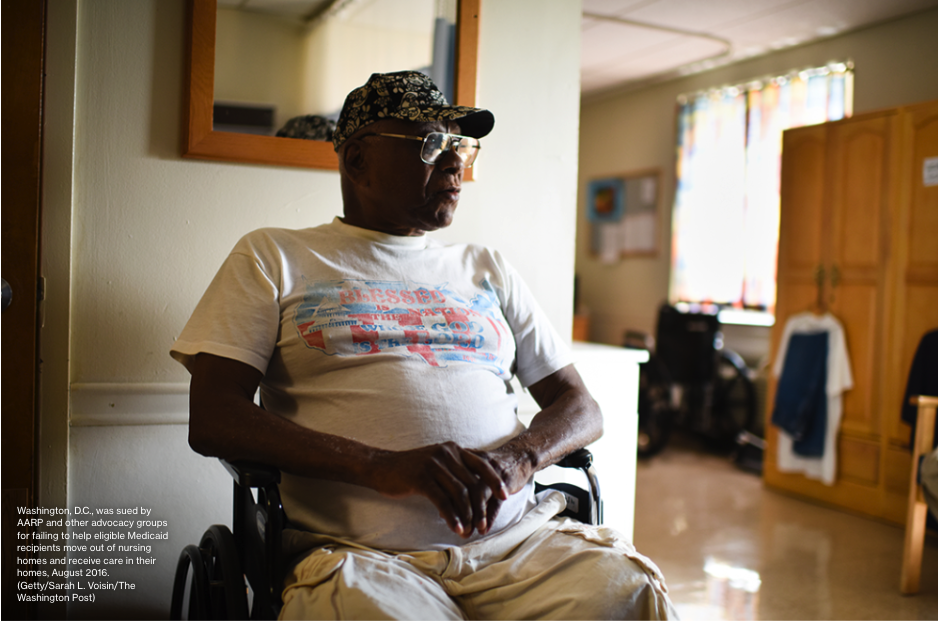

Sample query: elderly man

[171,71,674,620]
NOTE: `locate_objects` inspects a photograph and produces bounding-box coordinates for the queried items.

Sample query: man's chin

[421,206,458,232]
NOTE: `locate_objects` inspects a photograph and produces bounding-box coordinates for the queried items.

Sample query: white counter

[516,342,647,540]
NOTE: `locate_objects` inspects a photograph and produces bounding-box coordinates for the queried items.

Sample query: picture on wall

[589,170,659,263]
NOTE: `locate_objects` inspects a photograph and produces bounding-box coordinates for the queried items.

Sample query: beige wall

[40,0,583,617]
[576,8,938,348]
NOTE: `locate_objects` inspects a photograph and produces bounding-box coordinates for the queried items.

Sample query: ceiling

[581,0,938,95]
[218,0,938,96]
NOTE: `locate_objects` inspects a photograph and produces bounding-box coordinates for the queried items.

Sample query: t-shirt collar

[331,217,429,248]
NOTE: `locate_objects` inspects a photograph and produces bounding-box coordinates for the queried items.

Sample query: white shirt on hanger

[773,312,853,485]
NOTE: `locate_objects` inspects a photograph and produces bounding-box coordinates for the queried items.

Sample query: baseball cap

[332,70,494,151]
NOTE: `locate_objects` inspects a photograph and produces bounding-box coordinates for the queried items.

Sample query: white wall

[41,0,583,617]
[576,8,938,349]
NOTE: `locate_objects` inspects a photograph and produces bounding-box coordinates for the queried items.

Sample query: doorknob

[2,278,10,312]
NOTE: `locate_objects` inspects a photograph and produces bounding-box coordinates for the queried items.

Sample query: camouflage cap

[332,70,494,151]
[276,115,336,142]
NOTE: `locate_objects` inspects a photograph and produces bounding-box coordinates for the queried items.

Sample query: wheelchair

[630,304,760,460]
[171,449,601,620]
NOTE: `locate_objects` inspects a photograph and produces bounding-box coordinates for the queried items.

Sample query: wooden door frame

[2,0,47,618]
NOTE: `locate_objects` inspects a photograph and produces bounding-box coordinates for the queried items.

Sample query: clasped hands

[370,442,532,538]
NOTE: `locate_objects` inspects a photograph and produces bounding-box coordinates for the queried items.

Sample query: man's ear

[340,140,368,186]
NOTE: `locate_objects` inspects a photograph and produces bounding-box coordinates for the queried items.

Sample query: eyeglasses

[361,131,481,168]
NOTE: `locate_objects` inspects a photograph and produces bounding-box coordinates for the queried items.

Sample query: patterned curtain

[670,64,853,315]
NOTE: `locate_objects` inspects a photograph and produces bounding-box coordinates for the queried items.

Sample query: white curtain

[670,65,853,314]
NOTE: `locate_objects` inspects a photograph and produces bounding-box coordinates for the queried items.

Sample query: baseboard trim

[69,383,189,426]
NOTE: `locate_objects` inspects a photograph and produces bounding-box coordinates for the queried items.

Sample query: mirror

[184,0,481,171]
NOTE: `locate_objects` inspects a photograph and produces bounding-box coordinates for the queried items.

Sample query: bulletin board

[588,169,660,262]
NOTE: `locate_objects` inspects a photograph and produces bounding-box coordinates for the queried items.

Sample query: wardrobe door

[776,124,828,318]
[887,101,938,447]
[765,124,829,484]
[828,114,900,505]
[883,101,938,522]
[827,113,896,442]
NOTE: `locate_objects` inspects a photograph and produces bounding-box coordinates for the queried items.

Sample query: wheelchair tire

[199,525,249,620]
[710,349,757,450]
[170,544,211,620]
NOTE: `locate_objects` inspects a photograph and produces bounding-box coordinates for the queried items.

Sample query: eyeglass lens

[422,132,480,167]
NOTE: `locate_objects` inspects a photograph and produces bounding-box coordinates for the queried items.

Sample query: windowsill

[717,308,775,327]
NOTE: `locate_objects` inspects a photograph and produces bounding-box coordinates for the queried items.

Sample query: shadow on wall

[67,425,231,620]
[148,0,185,160]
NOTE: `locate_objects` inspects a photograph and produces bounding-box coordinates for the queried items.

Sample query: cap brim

[455,109,495,139]
[387,105,494,140]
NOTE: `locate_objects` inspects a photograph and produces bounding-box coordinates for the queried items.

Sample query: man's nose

[436,147,465,173]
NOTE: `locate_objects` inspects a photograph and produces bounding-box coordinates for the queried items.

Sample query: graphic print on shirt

[293,278,513,378]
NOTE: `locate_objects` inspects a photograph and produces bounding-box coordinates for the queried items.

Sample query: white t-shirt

[772,312,853,485]
[171,218,573,550]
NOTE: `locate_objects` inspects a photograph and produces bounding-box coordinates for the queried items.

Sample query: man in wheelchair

[171,71,675,620]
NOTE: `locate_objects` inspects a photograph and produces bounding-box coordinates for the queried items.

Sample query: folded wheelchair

[171,449,601,620]
[630,304,760,460]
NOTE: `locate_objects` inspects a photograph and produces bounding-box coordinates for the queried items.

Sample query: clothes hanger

[812,265,828,316]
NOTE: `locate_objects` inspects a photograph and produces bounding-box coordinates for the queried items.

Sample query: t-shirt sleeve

[170,241,281,375]
[828,320,853,395]
[491,251,573,387]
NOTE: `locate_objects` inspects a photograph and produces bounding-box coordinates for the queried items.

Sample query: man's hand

[362,364,603,538]
[369,442,508,537]
[469,364,604,529]
[463,445,537,533]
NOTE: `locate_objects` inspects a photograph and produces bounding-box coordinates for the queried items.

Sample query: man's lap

[280,492,675,620]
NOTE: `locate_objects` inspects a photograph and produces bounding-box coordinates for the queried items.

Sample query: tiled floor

[633,434,938,620]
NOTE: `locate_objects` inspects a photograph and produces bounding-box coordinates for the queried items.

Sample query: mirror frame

[184,0,481,172]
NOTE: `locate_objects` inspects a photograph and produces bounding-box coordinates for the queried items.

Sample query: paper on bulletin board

[589,173,658,261]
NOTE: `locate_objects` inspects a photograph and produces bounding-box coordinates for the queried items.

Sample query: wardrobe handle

[814,265,825,286]
[829,264,841,306]
[814,265,826,311]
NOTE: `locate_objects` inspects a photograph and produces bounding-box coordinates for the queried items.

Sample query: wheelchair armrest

[221,459,281,489]
[555,448,593,470]
[537,448,602,525]
[218,459,285,618]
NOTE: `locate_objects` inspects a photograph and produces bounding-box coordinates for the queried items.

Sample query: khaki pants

[280,492,676,620]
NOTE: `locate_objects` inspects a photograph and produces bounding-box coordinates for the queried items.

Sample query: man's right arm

[187,353,505,537]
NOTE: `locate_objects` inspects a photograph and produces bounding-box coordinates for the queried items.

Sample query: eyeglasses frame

[359,131,481,168]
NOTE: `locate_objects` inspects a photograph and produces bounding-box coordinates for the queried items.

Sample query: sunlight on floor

[633,434,938,620]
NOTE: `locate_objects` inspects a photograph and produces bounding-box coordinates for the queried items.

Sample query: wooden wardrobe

[764,99,938,525]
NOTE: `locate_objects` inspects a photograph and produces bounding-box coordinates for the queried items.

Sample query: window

[670,63,853,321]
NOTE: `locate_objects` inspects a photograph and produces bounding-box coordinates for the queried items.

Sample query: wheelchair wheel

[637,357,674,458]
[711,349,757,450]
[170,545,211,620]
[200,525,249,620]
[170,526,248,620]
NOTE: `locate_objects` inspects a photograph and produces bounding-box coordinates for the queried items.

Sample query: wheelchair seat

[171,449,601,620]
